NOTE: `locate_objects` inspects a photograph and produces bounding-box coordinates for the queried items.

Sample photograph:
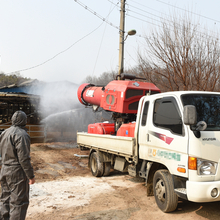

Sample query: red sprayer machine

[77,74,160,136]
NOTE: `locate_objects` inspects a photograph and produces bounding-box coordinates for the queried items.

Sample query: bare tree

[0,72,30,87]
[138,13,220,92]
[83,71,117,85]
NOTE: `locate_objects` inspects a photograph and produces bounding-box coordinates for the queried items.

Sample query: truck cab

[137,91,220,211]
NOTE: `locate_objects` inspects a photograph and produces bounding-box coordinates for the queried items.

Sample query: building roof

[0,79,78,96]
[0,80,79,106]
[0,79,42,94]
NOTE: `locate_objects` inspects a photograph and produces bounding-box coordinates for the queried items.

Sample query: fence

[0,124,45,143]
[0,124,78,143]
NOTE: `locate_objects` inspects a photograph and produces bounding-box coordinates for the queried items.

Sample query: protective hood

[11,110,27,127]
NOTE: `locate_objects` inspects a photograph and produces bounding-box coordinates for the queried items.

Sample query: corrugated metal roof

[0,79,43,95]
[0,80,78,96]
[0,79,39,89]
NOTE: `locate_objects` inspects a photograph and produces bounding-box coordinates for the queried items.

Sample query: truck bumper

[187,180,220,202]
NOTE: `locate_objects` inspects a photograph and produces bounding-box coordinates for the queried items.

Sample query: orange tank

[116,122,136,137]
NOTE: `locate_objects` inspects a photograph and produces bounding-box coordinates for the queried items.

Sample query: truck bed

[77,132,136,157]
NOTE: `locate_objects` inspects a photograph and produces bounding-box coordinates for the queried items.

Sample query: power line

[5,0,119,75]
[106,0,120,8]
[74,0,120,31]
[106,0,220,41]
[129,0,169,17]
[92,1,118,76]
[5,22,104,75]
[127,10,218,41]
[155,0,220,24]
[4,0,220,76]
[127,8,162,24]
[126,2,219,41]
[127,12,220,49]
[127,14,163,30]
[76,0,219,46]
[128,0,220,39]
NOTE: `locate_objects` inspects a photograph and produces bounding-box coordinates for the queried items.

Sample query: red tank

[88,123,115,135]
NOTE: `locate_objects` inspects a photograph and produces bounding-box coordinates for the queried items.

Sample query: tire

[103,162,111,176]
[90,152,104,177]
[153,169,178,213]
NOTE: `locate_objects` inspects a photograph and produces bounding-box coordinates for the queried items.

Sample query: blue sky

[0,0,220,84]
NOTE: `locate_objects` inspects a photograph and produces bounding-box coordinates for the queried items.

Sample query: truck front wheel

[153,169,178,212]
[90,152,104,177]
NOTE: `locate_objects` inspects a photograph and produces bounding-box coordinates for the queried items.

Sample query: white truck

[77,79,220,212]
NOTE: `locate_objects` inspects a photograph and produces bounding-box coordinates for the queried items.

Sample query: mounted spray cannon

[77,74,161,134]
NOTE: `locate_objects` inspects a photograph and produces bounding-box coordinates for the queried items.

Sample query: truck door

[138,96,188,177]
[138,100,150,155]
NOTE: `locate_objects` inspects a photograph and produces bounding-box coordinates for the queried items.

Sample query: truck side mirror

[183,105,197,125]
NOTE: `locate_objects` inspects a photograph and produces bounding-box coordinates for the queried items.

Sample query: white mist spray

[28,80,111,141]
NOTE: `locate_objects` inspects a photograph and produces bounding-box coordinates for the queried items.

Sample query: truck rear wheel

[153,169,178,213]
[103,162,111,176]
[90,152,104,177]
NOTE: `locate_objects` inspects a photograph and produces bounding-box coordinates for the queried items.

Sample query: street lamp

[125,29,136,40]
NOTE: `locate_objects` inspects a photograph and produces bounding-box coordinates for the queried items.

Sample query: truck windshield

[181,94,220,131]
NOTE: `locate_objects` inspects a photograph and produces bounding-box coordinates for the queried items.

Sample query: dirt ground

[19,142,220,220]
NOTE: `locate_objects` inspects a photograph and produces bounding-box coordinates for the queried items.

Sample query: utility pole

[118,0,126,79]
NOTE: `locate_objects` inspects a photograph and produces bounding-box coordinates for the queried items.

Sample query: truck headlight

[197,159,217,175]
